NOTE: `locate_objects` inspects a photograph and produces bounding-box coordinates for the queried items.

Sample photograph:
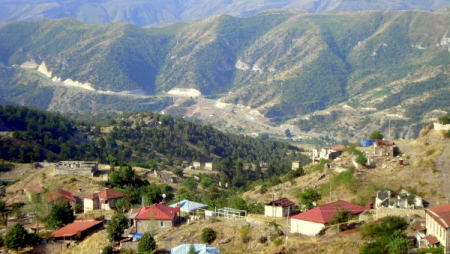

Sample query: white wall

[264,206,283,217]
[290,219,325,236]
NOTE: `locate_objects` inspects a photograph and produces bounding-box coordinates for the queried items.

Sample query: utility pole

[286,206,290,247]
[388,118,391,140]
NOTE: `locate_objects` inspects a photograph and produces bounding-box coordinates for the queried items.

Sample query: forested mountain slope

[1,0,450,26]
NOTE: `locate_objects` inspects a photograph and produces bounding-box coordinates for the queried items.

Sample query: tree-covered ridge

[1,10,450,120]
[0,106,306,186]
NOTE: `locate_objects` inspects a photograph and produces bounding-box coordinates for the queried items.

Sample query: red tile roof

[51,220,103,238]
[44,188,76,204]
[375,139,395,147]
[424,235,440,245]
[85,189,124,200]
[426,204,450,229]
[329,145,345,151]
[290,200,366,224]
[24,184,43,194]
[266,198,295,207]
[136,203,177,221]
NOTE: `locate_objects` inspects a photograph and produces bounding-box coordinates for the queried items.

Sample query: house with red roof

[290,200,366,236]
[23,184,44,200]
[44,188,76,205]
[418,204,450,252]
[51,219,104,240]
[131,203,180,234]
[83,188,125,213]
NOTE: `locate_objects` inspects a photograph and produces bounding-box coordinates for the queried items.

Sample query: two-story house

[421,204,450,253]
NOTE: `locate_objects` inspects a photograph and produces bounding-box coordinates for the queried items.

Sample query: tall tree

[45,202,75,229]
[107,213,129,243]
[137,232,157,253]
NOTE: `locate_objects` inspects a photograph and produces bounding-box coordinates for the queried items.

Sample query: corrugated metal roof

[51,220,103,238]
[290,200,366,224]
[169,200,208,212]
[426,204,450,229]
[171,244,220,254]
[266,198,295,207]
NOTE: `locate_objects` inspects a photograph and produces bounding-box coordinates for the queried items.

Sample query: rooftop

[51,220,103,238]
[85,188,124,200]
[44,188,76,204]
[291,200,366,224]
[426,204,450,229]
[266,198,295,207]
[24,184,43,194]
[135,203,179,221]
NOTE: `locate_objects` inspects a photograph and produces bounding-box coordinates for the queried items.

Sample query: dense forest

[0,105,307,192]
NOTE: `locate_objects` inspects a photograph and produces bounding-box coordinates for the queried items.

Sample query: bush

[201,228,216,244]
[138,232,157,253]
[258,235,267,243]
[259,184,268,194]
[273,238,283,246]
[356,154,367,165]
[241,225,251,243]
[369,131,383,140]
[102,245,113,254]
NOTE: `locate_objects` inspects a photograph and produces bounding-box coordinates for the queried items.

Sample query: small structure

[361,139,375,147]
[192,161,201,168]
[420,204,450,252]
[311,145,345,162]
[154,170,176,184]
[213,207,247,219]
[264,198,295,218]
[132,203,180,234]
[375,189,423,209]
[204,162,213,170]
[44,188,76,205]
[373,140,399,158]
[171,243,220,254]
[290,200,366,236]
[84,188,125,213]
[54,161,98,177]
[169,200,208,214]
[292,160,302,170]
[51,219,104,240]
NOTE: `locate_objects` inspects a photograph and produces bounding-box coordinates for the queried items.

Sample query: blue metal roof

[134,233,143,239]
[171,243,220,254]
[169,200,208,213]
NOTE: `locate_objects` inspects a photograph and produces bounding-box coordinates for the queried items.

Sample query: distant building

[292,160,302,170]
[204,162,213,170]
[290,200,366,236]
[373,140,399,157]
[375,189,423,209]
[84,188,125,213]
[418,204,450,252]
[169,200,208,214]
[264,198,295,218]
[44,188,76,205]
[23,184,44,200]
[54,161,98,177]
[311,145,345,162]
[51,219,104,240]
[361,140,375,147]
[192,161,201,168]
[154,170,176,184]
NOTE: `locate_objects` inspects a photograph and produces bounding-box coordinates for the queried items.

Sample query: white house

[264,198,295,218]
[84,188,125,213]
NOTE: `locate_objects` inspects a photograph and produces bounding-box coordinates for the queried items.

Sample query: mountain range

[1,0,450,26]
[1,9,450,139]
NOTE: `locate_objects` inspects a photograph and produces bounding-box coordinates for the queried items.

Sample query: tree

[285,128,291,138]
[102,246,113,254]
[188,244,198,254]
[137,232,157,253]
[298,188,321,210]
[439,115,450,125]
[328,207,354,231]
[356,154,367,165]
[4,224,30,251]
[369,131,383,140]
[107,213,129,242]
[45,202,75,229]
[201,228,216,244]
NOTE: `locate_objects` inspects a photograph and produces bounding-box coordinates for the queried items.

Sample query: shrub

[356,154,367,165]
[273,238,283,246]
[102,245,113,254]
[138,232,157,253]
[369,131,383,140]
[201,228,216,244]
[258,236,268,244]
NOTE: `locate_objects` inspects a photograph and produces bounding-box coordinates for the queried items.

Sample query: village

[0,121,449,254]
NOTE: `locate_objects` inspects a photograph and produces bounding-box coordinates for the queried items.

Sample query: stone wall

[375,207,425,220]
[54,161,98,177]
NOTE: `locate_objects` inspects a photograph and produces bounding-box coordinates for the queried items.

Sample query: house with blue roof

[169,200,208,213]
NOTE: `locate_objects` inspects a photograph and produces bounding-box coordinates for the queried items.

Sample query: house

[131,203,180,234]
[292,160,302,170]
[54,161,98,177]
[204,162,213,170]
[311,145,345,162]
[23,184,44,200]
[171,243,220,254]
[290,200,366,236]
[193,161,201,168]
[416,221,427,248]
[169,200,208,214]
[84,188,125,213]
[373,140,399,157]
[264,198,295,218]
[154,170,176,184]
[44,188,76,205]
[51,219,104,240]
[420,204,450,252]
[375,189,423,209]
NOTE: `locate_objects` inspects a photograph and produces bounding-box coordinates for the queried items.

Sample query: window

[160,221,165,227]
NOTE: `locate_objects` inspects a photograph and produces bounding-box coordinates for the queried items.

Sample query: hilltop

[1,10,450,139]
